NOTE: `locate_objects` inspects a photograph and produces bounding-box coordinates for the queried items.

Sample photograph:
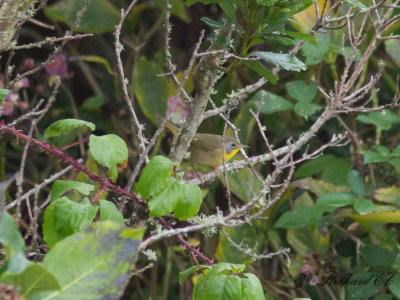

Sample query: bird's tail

[157,116,179,135]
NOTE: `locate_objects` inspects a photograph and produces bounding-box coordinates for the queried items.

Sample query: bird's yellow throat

[224,148,241,162]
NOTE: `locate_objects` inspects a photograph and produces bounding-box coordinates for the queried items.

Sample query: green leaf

[44,119,95,139]
[221,167,263,203]
[374,186,400,205]
[373,145,390,157]
[293,178,349,197]
[82,96,105,110]
[0,263,61,298]
[389,144,400,158]
[170,0,191,22]
[275,206,322,229]
[360,244,398,268]
[45,0,120,33]
[388,158,400,173]
[43,197,98,248]
[249,90,292,114]
[250,51,307,72]
[294,102,322,119]
[186,0,219,5]
[256,0,278,5]
[390,273,400,297]
[301,34,330,65]
[346,272,381,299]
[193,263,265,300]
[385,39,400,65]
[360,150,388,163]
[174,183,203,220]
[244,61,279,85]
[215,223,265,265]
[356,110,400,132]
[294,155,352,186]
[315,192,355,213]
[99,200,124,224]
[218,1,236,22]
[149,181,202,220]
[135,156,176,199]
[285,80,317,103]
[353,199,374,215]
[0,212,31,274]
[89,134,128,182]
[0,88,11,101]
[283,30,316,43]
[41,222,144,299]
[201,17,228,29]
[50,180,94,202]
[134,57,169,125]
[54,198,97,236]
[343,0,368,11]
[347,170,365,197]
[179,265,207,284]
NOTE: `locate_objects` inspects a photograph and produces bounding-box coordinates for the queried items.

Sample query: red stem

[58,134,90,151]
[1,125,145,205]
[159,217,214,266]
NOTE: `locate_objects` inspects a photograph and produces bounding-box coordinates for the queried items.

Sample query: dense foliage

[1,0,400,299]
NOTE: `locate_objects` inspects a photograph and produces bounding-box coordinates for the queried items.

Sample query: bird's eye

[231,143,236,148]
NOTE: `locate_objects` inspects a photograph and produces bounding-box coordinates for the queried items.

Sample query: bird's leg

[191,163,204,185]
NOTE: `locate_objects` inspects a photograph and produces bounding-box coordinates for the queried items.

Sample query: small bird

[164,120,248,167]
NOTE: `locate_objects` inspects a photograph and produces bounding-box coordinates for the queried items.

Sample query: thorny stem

[0,125,146,205]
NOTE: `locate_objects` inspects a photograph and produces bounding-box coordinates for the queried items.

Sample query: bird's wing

[191,134,221,152]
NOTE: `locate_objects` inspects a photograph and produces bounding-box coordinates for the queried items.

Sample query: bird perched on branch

[163,119,248,167]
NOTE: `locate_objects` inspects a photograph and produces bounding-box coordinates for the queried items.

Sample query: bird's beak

[240,144,249,149]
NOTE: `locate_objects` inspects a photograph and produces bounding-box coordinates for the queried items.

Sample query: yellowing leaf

[292,0,331,32]
[347,211,400,224]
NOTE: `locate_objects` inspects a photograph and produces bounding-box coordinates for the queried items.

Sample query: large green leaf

[353,199,374,215]
[215,223,265,265]
[134,57,169,125]
[285,80,320,119]
[386,39,400,65]
[315,192,355,213]
[250,51,307,72]
[43,197,98,248]
[275,206,322,229]
[294,102,322,119]
[193,263,264,300]
[45,0,119,33]
[346,272,381,299]
[347,170,365,197]
[0,212,31,274]
[221,167,263,202]
[44,119,95,139]
[89,134,128,182]
[244,61,279,85]
[0,264,61,298]
[249,90,293,114]
[360,244,399,269]
[285,80,317,103]
[148,181,202,220]
[356,110,400,132]
[50,180,94,202]
[294,155,352,186]
[39,222,144,300]
[135,156,176,199]
[301,34,330,65]
[0,88,11,102]
[343,0,368,11]
[99,200,124,224]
